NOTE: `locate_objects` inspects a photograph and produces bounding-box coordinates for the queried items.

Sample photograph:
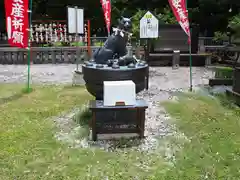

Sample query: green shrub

[213,31,228,42]
[70,41,85,47]
[94,41,104,46]
[214,66,233,79]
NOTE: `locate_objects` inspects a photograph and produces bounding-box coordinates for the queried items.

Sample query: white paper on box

[103,80,136,106]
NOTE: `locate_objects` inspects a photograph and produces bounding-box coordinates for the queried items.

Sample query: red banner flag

[168,0,191,43]
[5,0,29,48]
[100,0,111,35]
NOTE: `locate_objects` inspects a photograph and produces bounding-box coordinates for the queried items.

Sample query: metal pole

[75,6,79,71]
[27,0,33,92]
[87,20,91,57]
[186,0,193,91]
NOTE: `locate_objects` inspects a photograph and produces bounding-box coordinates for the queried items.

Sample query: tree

[131,7,177,39]
[2,0,237,36]
[228,14,240,37]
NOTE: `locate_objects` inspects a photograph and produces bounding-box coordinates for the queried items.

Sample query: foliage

[155,8,177,25]
[213,13,240,41]
[213,31,228,41]
[228,13,240,37]
[93,41,104,46]
[70,41,85,47]
[131,7,177,39]
[214,13,240,43]
[1,0,240,35]
[131,9,146,39]
[214,66,233,79]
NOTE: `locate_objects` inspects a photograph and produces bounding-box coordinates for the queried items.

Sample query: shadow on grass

[72,105,91,139]
[73,105,91,126]
[187,86,239,111]
[0,88,33,105]
[105,137,143,149]
[214,93,240,116]
[63,84,85,90]
[215,93,236,107]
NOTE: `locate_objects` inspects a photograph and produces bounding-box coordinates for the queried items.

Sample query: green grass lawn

[161,93,240,179]
[1,83,240,179]
[0,84,167,180]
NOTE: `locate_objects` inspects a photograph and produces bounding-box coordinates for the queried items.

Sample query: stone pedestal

[172,50,180,69]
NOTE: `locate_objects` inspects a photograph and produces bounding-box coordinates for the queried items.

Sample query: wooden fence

[0,37,229,65]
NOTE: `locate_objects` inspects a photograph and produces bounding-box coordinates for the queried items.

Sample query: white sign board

[140,11,159,38]
[67,7,84,34]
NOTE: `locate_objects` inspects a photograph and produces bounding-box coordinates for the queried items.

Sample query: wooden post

[145,66,149,90]
[91,111,97,141]
[139,109,145,138]
[144,39,150,62]
[87,20,91,57]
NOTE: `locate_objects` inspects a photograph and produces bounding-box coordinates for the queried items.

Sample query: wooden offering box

[89,100,148,141]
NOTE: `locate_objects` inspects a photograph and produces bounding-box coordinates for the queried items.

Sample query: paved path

[0,64,213,88]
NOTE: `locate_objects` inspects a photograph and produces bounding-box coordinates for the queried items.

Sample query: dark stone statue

[93,16,136,66]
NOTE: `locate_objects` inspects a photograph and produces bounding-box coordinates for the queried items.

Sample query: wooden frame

[89,100,148,141]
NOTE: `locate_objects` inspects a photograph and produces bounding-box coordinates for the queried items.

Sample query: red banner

[100,0,111,35]
[168,0,191,43]
[5,0,29,48]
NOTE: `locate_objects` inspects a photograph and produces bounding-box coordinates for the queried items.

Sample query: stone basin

[81,61,149,100]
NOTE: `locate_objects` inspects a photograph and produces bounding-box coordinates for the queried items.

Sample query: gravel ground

[0,64,79,84]
[0,64,213,86]
[0,64,214,152]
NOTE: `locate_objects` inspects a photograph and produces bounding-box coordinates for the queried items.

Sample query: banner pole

[87,20,91,57]
[27,0,33,92]
[189,37,193,91]
[186,0,193,91]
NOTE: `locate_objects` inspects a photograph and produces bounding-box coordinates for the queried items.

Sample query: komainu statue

[93,16,137,66]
